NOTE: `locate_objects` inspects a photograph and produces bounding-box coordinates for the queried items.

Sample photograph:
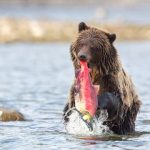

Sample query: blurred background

[0,0,150,149]
[0,0,150,42]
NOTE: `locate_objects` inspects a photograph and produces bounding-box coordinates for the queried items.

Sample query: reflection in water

[0,42,149,149]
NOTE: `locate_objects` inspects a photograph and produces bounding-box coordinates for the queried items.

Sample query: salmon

[75,61,99,129]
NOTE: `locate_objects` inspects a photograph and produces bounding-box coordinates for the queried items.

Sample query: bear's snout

[78,52,87,61]
[77,46,91,63]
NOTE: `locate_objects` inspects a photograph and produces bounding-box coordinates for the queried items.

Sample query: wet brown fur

[0,108,25,121]
[65,23,141,134]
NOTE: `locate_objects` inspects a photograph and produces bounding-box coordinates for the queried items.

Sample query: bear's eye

[90,46,99,52]
[90,46,95,51]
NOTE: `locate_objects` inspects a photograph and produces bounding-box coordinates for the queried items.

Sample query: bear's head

[70,22,120,84]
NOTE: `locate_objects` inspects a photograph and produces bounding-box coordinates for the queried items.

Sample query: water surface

[0,2,150,24]
[0,42,150,149]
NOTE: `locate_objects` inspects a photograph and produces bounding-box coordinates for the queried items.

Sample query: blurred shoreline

[0,18,150,43]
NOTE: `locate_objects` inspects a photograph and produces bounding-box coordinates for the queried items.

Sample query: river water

[0,42,149,149]
[0,2,150,24]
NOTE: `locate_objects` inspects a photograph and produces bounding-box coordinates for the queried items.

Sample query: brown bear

[63,22,141,135]
[0,108,25,121]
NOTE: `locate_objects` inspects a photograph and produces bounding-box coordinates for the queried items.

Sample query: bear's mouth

[77,61,92,71]
[87,62,91,69]
[76,61,96,84]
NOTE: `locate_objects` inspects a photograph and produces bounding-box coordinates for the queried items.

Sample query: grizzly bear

[63,22,141,135]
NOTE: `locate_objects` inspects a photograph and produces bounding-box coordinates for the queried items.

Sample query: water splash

[65,109,112,136]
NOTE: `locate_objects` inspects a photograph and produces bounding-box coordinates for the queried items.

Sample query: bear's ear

[78,22,89,33]
[108,33,116,43]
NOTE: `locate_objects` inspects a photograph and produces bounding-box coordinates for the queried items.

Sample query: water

[0,2,150,24]
[0,42,150,149]
[65,109,111,136]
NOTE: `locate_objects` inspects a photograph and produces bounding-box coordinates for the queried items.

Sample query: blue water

[0,3,150,24]
[0,42,150,149]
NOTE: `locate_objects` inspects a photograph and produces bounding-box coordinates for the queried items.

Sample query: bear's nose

[78,53,87,61]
